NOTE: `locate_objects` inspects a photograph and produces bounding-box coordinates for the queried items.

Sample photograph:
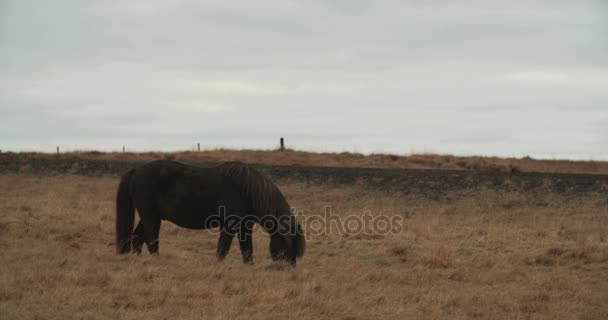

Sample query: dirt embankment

[10,149,608,174]
[1,154,607,196]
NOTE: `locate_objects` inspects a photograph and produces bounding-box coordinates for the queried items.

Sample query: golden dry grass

[1,174,608,319]
[11,148,608,174]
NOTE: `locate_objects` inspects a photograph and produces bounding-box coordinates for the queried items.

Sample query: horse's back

[129,160,234,229]
[131,160,215,192]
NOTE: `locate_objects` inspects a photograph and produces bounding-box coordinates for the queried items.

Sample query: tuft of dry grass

[422,246,454,269]
[1,174,607,319]
[9,148,608,174]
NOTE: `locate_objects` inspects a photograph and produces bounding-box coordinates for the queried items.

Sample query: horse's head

[270,219,305,265]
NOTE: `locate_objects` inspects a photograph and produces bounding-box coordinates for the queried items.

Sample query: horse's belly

[164,211,219,230]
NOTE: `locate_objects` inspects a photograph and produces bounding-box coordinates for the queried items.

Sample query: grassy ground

[9,148,608,174]
[1,174,607,319]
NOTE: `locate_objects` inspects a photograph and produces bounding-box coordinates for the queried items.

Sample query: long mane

[219,161,305,258]
[218,162,290,218]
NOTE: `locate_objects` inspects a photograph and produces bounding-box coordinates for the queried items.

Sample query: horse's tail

[116,169,135,254]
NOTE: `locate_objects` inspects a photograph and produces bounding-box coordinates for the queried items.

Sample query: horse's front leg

[238,220,254,264]
[216,227,235,261]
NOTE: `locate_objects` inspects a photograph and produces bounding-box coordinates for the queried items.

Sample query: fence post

[197,143,200,152]
[280,137,284,150]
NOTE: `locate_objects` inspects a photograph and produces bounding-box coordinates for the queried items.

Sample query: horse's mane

[218,162,290,218]
[219,161,305,258]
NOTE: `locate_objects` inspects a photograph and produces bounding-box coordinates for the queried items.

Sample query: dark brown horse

[116,160,305,265]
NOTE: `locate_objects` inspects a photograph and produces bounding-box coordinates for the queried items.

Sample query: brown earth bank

[6,149,608,174]
[1,154,608,196]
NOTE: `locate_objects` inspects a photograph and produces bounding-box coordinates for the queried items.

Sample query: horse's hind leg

[132,221,145,255]
[141,215,161,255]
[216,227,235,261]
[238,220,254,264]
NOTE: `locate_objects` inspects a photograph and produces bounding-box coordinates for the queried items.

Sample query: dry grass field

[1,174,608,319]
[12,149,608,174]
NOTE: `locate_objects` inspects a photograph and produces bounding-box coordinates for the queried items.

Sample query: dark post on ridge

[280,137,285,150]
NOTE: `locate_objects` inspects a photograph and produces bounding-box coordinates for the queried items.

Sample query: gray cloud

[1,0,607,158]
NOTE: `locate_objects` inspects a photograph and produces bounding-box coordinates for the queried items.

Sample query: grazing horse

[115,160,305,265]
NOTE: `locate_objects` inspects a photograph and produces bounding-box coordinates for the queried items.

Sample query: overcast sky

[1,0,607,159]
